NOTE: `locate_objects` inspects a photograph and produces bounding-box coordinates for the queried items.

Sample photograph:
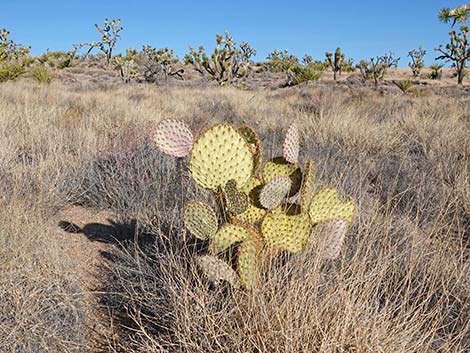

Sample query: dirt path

[49,206,124,352]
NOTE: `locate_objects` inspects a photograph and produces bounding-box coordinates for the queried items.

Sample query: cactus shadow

[58,218,154,244]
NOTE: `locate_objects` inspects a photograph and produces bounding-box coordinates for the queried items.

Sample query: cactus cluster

[155,120,356,290]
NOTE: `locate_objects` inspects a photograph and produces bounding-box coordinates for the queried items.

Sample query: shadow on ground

[58,218,142,243]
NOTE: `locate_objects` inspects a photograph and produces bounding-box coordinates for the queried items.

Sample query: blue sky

[0,1,464,66]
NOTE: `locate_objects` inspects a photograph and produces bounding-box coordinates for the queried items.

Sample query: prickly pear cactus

[155,119,356,289]
[189,124,253,190]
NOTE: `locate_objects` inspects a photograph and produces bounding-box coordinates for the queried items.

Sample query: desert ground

[1,65,469,352]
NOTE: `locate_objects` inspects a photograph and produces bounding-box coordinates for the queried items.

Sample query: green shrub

[0,63,24,82]
[266,49,299,72]
[393,79,414,93]
[30,66,52,84]
[288,64,322,86]
[427,63,443,80]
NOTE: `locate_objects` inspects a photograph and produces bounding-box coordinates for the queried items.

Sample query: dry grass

[0,80,469,352]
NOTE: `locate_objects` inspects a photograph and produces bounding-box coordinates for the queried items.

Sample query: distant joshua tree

[76,18,123,64]
[436,4,470,84]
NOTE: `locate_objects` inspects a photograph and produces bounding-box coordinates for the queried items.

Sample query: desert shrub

[0,63,24,82]
[357,52,400,86]
[266,49,299,72]
[112,49,138,83]
[36,50,75,69]
[287,63,323,86]
[30,65,52,84]
[0,28,30,82]
[428,63,444,79]
[393,79,414,93]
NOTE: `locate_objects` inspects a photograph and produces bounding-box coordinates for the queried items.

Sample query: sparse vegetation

[393,79,414,93]
[357,52,400,86]
[185,30,256,85]
[428,62,444,79]
[30,65,53,84]
[408,45,426,78]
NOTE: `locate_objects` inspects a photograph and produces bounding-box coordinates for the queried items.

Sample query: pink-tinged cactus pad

[259,176,292,210]
[154,119,194,157]
[322,219,349,259]
[283,123,299,164]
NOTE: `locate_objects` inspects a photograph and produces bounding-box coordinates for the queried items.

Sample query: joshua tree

[436,27,469,84]
[436,5,470,84]
[266,49,298,72]
[357,52,400,87]
[185,30,256,85]
[325,48,345,81]
[76,18,123,64]
[439,4,470,27]
[138,45,184,83]
[408,45,426,78]
[0,29,29,62]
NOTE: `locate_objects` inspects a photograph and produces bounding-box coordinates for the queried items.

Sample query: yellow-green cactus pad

[237,238,260,290]
[223,179,249,214]
[238,125,263,174]
[189,124,254,190]
[235,177,267,225]
[321,219,349,260]
[210,223,254,254]
[183,201,218,240]
[261,210,312,253]
[262,157,302,196]
[308,188,355,224]
[332,199,355,223]
[259,176,292,210]
[283,123,299,164]
[300,160,315,211]
[236,204,267,226]
[196,255,240,289]
[154,119,194,157]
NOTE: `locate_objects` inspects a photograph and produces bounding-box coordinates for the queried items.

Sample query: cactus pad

[262,157,302,196]
[238,125,263,173]
[154,119,194,157]
[183,201,218,240]
[283,123,299,164]
[309,188,355,224]
[259,176,292,210]
[237,238,260,289]
[210,223,254,254]
[321,219,349,259]
[196,255,240,288]
[189,124,254,190]
[261,210,312,253]
[236,177,267,225]
[223,179,249,214]
[300,160,315,211]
